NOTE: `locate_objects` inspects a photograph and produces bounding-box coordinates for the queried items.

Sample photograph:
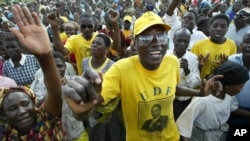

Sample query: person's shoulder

[107,58,115,64]
[115,56,137,65]
[3,59,11,64]
[67,34,82,41]
[25,54,35,57]
[227,23,235,29]
[164,53,179,62]
[185,51,198,59]
[226,38,236,43]
[93,32,98,36]
[195,38,209,44]
[83,57,90,61]
[0,75,17,87]
[228,53,242,61]
[225,38,237,46]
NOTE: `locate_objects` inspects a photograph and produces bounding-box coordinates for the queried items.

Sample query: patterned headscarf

[0,86,36,110]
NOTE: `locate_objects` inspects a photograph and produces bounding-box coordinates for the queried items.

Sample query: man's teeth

[149,51,161,55]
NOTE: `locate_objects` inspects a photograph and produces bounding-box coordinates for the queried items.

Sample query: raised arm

[166,0,180,16]
[10,5,62,116]
[48,10,70,56]
[109,9,121,55]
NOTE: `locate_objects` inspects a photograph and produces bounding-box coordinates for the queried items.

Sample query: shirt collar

[10,53,26,67]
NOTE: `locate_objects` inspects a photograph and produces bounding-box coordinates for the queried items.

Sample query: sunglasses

[81,24,94,29]
[235,11,250,19]
[235,14,247,19]
[136,32,168,46]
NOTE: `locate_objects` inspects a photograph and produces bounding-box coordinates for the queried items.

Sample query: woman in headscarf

[0,5,67,140]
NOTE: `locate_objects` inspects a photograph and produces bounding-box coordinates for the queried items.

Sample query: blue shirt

[228,54,250,108]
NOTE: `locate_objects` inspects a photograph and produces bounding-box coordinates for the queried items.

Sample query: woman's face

[3,92,36,134]
[4,40,22,60]
[64,26,76,37]
[225,83,246,96]
[54,58,66,78]
[91,36,107,57]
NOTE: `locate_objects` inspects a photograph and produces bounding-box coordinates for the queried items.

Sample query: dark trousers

[173,98,192,121]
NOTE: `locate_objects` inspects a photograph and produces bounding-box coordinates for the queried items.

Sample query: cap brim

[135,23,171,36]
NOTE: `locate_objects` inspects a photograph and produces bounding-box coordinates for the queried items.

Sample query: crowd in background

[0,0,250,141]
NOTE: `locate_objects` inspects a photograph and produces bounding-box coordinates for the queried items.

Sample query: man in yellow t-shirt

[50,13,97,75]
[122,15,133,47]
[62,10,224,141]
[191,14,237,80]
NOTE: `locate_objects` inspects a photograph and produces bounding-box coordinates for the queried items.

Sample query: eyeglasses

[136,32,168,46]
[81,24,94,29]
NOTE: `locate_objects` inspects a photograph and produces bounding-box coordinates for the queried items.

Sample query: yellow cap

[60,16,69,22]
[123,15,132,22]
[133,11,171,36]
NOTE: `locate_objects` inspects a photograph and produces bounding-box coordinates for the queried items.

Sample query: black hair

[213,61,249,86]
[210,14,230,26]
[3,31,22,48]
[152,104,161,110]
[4,31,16,41]
[186,9,198,23]
[52,51,65,63]
[197,18,210,30]
[80,12,94,23]
[96,33,111,48]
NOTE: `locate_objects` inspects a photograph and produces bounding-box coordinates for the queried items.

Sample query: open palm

[9,5,51,55]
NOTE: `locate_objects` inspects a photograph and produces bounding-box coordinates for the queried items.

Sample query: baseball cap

[235,7,250,19]
[133,11,171,36]
[123,15,132,22]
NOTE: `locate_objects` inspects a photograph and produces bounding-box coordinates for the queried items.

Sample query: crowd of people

[0,0,250,141]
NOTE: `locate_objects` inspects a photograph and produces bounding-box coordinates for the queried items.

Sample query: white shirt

[166,50,201,101]
[226,24,250,49]
[176,94,238,138]
[163,9,208,50]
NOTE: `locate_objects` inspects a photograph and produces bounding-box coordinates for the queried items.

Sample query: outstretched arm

[62,69,103,120]
[176,75,223,96]
[10,5,62,116]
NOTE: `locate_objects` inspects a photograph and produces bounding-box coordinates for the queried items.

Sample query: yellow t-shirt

[191,38,237,79]
[60,32,68,42]
[65,33,98,74]
[101,55,180,141]
[122,29,132,38]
